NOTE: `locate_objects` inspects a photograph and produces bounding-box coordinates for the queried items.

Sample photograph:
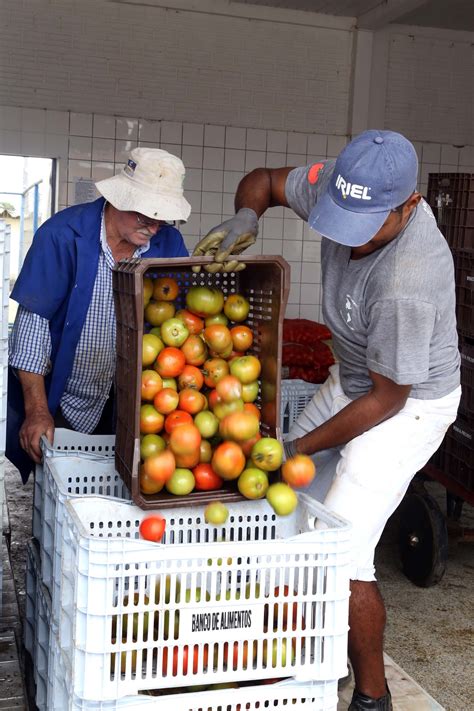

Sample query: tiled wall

[1,105,474,322]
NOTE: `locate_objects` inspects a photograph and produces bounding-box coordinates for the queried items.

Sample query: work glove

[283,439,298,461]
[192,208,259,273]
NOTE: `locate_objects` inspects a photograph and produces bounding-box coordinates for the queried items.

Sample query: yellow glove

[192,208,258,273]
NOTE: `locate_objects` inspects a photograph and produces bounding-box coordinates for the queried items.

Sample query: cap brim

[96,174,191,222]
[308,190,389,247]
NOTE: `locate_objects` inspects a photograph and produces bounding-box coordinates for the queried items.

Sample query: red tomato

[153,388,180,415]
[141,370,163,401]
[203,358,229,388]
[162,644,209,676]
[230,325,253,352]
[178,388,206,415]
[193,463,223,491]
[212,441,246,480]
[181,335,208,366]
[175,309,204,335]
[203,325,232,354]
[154,347,186,378]
[152,277,179,302]
[169,423,201,456]
[142,449,176,484]
[139,515,166,542]
[164,410,193,434]
[219,411,260,441]
[178,365,204,391]
[216,375,243,403]
[174,450,200,469]
[281,454,316,488]
[243,402,261,420]
[140,404,164,435]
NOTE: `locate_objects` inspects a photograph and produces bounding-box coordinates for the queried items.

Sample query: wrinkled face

[351,192,422,258]
[109,206,164,247]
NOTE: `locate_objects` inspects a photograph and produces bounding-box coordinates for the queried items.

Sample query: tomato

[224,293,250,322]
[160,318,189,347]
[219,411,260,441]
[251,437,283,472]
[174,450,200,469]
[237,431,261,457]
[154,347,186,378]
[178,365,204,391]
[230,355,261,384]
[186,286,224,317]
[143,277,154,307]
[216,375,242,403]
[199,439,212,463]
[241,381,259,403]
[139,515,166,542]
[181,335,208,367]
[281,454,316,488]
[193,463,223,491]
[149,326,162,338]
[237,467,269,500]
[212,441,246,480]
[227,350,245,362]
[153,277,179,302]
[141,369,163,400]
[194,410,219,438]
[266,483,298,516]
[153,387,180,415]
[164,410,193,434]
[145,300,175,326]
[162,645,209,676]
[204,501,229,524]
[169,423,201,456]
[142,334,164,367]
[162,377,177,391]
[202,358,229,388]
[207,389,221,411]
[165,468,195,496]
[223,641,250,670]
[230,325,253,351]
[175,309,204,335]
[140,433,166,459]
[143,449,176,484]
[243,402,261,420]
[140,404,164,434]
[209,343,233,359]
[203,324,232,354]
[265,586,300,632]
[178,388,206,415]
[213,398,244,421]
[139,466,165,494]
[205,313,228,327]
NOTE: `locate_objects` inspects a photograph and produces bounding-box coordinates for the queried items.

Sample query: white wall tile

[420,162,439,186]
[300,284,320,304]
[222,193,235,214]
[283,220,303,240]
[224,149,245,171]
[303,241,321,262]
[266,130,287,153]
[287,153,306,166]
[200,213,220,234]
[46,110,69,134]
[285,303,300,318]
[183,123,204,146]
[115,139,135,163]
[262,217,283,239]
[92,137,115,161]
[185,168,202,191]
[226,127,246,149]
[116,118,138,141]
[421,143,441,165]
[201,191,222,214]
[459,146,474,167]
[69,135,92,160]
[288,283,301,304]
[300,303,320,320]
[440,145,459,166]
[21,131,45,155]
[246,129,266,151]
[45,133,68,157]
[184,190,202,212]
[301,262,321,283]
[70,112,92,136]
[180,214,200,236]
[266,152,286,168]
[91,161,115,180]
[202,169,223,192]
[182,145,203,168]
[287,261,301,282]
[21,108,46,133]
[327,135,347,157]
[223,171,243,193]
[0,106,21,131]
[262,238,283,255]
[0,130,21,153]
[204,125,225,147]
[283,240,302,261]
[160,143,182,158]
[93,114,115,138]
[245,150,266,171]
[287,132,307,154]
[244,240,262,255]
[161,121,182,144]
[139,120,160,143]
[68,159,92,180]
[203,147,224,170]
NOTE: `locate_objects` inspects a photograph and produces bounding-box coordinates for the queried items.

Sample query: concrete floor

[2,462,473,711]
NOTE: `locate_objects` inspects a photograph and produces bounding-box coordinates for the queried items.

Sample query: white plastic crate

[25,539,53,711]
[32,429,116,541]
[58,494,350,701]
[41,457,130,611]
[280,379,320,436]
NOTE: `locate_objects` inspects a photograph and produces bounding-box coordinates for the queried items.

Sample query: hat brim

[308,190,389,247]
[96,173,191,222]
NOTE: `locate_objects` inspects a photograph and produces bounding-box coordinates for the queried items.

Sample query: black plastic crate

[459,336,474,417]
[432,417,474,494]
[453,250,474,337]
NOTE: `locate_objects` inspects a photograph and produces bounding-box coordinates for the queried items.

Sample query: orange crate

[113,256,290,509]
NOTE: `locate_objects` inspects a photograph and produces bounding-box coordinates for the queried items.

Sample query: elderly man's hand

[19,409,54,463]
[192,208,259,273]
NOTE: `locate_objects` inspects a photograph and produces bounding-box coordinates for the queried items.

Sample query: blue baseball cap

[309,130,418,247]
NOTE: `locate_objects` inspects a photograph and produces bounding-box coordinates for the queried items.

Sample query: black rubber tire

[398,491,448,587]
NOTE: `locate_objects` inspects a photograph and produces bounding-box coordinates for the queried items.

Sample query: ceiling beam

[357,0,429,30]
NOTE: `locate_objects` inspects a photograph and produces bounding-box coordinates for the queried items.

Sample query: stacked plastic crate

[427,174,474,494]
[0,221,11,613]
[25,256,351,710]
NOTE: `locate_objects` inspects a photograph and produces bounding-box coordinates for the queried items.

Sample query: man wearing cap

[7,148,191,483]
[193,130,461,710]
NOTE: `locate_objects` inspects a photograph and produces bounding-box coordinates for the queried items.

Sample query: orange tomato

[164,410,193,434]
[154,347,186,378]
[169,423,201,456]
[202,358,229,388]
[219,411,260,441]
[230,325,253,352]
[152,277,179,302]
[203,324,232,354]
[216,375,243,403]
[207,388,221,411]
[178,365,204,391]
[175,309,204,335]
[281,454,316,488]
[141,370,163,401]
[193,463,223,491]
[139,465,165,494]
[178,388,206,415]
[143,449,175,484]
[211,441,246,480]
[243,402,261,420]
[181,335,208,366]
[238,431,261,457]
[174,450,200,469]
[153,387,180,415]
[140,404,164,434]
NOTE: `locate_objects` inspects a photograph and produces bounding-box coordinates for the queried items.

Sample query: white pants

[287,365,461,581]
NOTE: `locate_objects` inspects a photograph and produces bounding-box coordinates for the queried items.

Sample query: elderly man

[7,147,190,482]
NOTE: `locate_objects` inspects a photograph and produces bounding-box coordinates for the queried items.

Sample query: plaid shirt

[9,209,149,432]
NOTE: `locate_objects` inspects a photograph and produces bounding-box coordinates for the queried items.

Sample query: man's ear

[404,192,422,216]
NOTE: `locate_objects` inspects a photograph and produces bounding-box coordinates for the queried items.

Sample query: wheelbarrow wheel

[398,490,448,587]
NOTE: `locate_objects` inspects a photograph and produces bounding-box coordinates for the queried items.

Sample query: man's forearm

[18,370,50,416]
[235,167,291,216]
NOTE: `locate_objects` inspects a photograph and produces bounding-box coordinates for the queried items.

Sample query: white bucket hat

[95,147,191,222]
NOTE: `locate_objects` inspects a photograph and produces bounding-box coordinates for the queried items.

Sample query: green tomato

[165,468,195,496]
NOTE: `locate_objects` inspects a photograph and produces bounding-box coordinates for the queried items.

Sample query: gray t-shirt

[286,162,460,400]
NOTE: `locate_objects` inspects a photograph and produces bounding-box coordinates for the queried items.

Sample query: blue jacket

[7,197,188,481]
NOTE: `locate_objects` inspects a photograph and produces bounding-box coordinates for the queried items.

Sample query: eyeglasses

[135,212,161,227]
